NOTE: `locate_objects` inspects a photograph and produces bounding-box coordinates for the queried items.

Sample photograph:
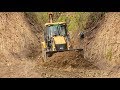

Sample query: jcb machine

[41,12,82,61]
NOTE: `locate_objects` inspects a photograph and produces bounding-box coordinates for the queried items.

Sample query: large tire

[67,39,73,50]
[47,53,52,57]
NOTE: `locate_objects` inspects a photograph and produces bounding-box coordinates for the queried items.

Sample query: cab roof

[45,22,66,26]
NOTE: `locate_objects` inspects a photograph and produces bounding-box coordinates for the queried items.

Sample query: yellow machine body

[53,36,66,45]
[41,41,47,49]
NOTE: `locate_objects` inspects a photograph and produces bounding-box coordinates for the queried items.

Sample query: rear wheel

[67,40,73,50]
[69,45,73,50]
[47,53,52,57]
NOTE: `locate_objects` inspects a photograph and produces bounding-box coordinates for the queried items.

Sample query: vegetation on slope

[25,12,105,34]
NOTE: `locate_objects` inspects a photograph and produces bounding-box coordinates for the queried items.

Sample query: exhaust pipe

[49,12,53,23]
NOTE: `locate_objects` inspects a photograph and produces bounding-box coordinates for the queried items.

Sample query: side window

[44,27,47,35]
[63,25,67,35]
[61,25,65,36]
[44,27,48,40]
[46,26,50,37]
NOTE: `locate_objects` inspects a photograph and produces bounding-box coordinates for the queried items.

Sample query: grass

[106,48,112,61]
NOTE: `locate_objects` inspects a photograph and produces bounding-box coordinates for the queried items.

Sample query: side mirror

[80,32,84,39]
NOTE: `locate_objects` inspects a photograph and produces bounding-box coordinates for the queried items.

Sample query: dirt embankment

[83,12,120,71]
[0,12,42,77]
[0,12,41,59]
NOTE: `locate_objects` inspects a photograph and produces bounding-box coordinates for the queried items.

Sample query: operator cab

[44,22,69,42]
[45,22,67,37]
[44,22,70,51]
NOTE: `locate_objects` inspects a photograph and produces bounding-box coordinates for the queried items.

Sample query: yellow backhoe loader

[41,12,83,61]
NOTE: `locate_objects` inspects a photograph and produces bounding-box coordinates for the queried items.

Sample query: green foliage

[25,12,62,29]
[25,12,105,33]
[106,49,113,61]
[57,12,91,32]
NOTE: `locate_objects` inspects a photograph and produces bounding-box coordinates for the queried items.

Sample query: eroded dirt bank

[84,12,120,72]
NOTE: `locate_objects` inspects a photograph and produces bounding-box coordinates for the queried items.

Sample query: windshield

[47,24,67,37]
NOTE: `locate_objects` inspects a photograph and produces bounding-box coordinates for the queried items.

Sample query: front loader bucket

[68,48,83,51]
[46,48,84,58]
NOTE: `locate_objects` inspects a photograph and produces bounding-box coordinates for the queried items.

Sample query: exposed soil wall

[84,12,120,70]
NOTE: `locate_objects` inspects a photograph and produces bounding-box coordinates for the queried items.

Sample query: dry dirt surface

[0,12,119,78]
[84,12,120,72]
